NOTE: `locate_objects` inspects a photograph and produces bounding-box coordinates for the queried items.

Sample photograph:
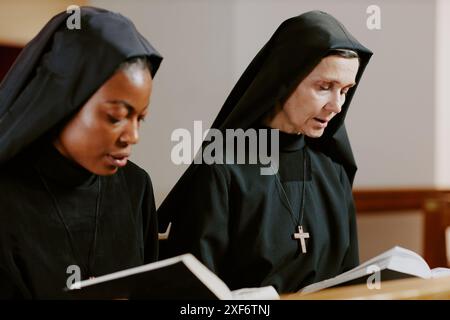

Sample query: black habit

[158,11,372,294]
[0,7,162,299]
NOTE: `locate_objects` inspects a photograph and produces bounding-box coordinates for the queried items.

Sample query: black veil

[0,6,163,165]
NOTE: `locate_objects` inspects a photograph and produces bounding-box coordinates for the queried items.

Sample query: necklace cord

[34,166,101,278]
[272,148,307,227]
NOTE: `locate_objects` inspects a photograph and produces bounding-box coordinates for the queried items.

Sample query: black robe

[158,11,372,294]
[0,141,158,299]
[161,132,358,293]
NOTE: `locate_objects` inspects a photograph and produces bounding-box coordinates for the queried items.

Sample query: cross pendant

[293,225,310,254]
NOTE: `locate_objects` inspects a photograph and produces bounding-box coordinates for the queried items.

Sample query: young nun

[158,11,372,294]
[0,7,162,299]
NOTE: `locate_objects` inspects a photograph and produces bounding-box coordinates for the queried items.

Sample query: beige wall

[435,0,450,187]
[0,0,86,46]
[357,211,423,262]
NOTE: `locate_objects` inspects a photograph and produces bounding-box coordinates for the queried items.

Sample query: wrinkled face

[54,67,152,175]
[270,55,359,138]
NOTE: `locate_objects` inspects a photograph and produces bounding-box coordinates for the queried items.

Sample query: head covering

[0,6,162,165]
[158,11,372,232]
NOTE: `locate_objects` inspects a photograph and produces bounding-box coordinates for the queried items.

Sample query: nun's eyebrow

[319,78,356,88]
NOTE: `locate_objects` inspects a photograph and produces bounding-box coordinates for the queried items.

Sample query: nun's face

[54,67,152,175]
[268,55,359,137]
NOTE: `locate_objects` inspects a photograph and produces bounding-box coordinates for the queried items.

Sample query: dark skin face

[54,67,153,175]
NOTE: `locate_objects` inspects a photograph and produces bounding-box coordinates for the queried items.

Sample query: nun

[158,11,372,294]
[0,7,162,299]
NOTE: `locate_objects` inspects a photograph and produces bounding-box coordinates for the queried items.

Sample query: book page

[299,246,431,294]
[183,254,233,300]
[231,286,280,300]
[69,254,191,290]
[299,266,370,294]
[353,246,428,273]
[430,268,450,278]
[387,255,431,278]
[68,253,232,300]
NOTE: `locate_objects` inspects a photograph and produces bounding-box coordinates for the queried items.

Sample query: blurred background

[1,0,449,266]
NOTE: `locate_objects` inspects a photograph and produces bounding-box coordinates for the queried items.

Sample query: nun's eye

[319,84,330,91]
[107,115,121,124]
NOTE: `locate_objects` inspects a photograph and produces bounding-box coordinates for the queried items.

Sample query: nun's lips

[313,117,329,127]
[106,153,130,167]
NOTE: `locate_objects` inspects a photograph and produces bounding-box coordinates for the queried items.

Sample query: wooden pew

[282,276,450,300]
[353,188,450,267]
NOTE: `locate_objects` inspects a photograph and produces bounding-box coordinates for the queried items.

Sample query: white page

[431,268,450,278]
[231,286,279,300]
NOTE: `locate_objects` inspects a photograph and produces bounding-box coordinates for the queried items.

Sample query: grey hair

[326,49,359,59]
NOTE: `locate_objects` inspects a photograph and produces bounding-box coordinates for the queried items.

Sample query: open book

[300,246,450,294]
[67,253,279,300]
